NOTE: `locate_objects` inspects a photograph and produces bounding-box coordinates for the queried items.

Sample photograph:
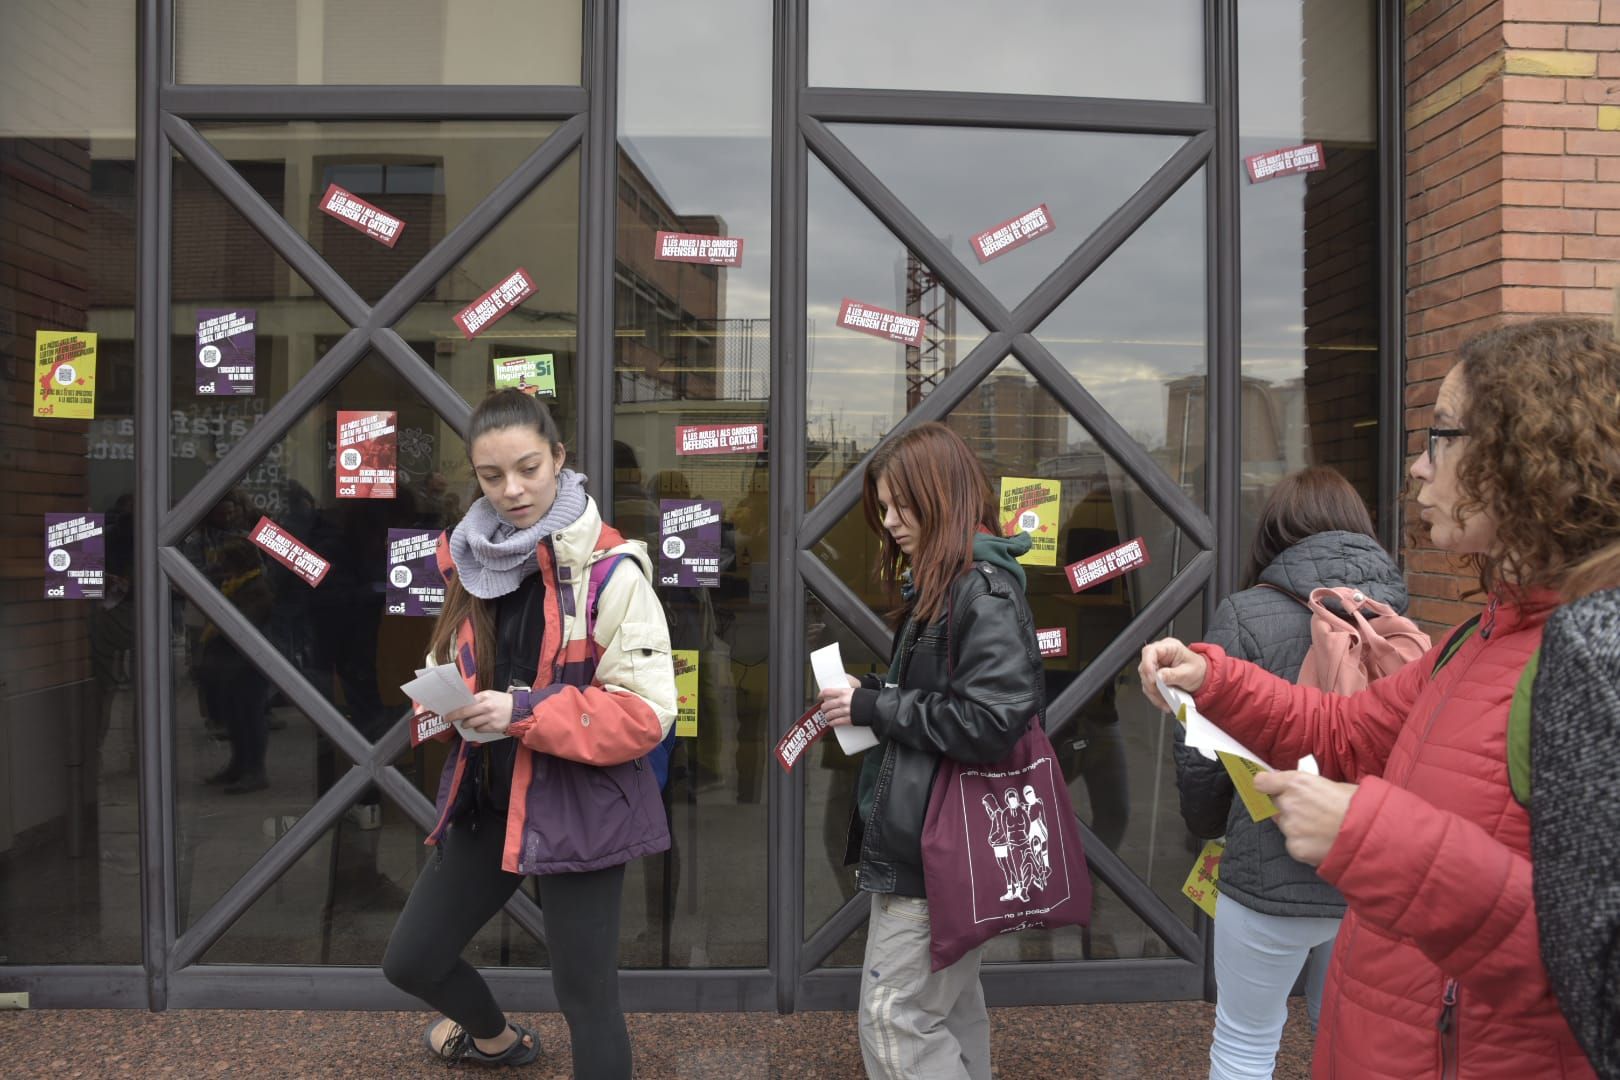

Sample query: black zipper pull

[1437,978,1458,1032]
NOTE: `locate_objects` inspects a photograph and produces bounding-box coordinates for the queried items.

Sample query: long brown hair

[861,422,998,625]
[1244,466,1377,588]
[428,390,564,686]
[1449,316,1620,600]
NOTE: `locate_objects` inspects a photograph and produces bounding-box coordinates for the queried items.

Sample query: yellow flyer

[672,649,699,737]
[1182,839,1224,919]
[998,477,1060,566]
[1218,751,1279,822]
[33,331,97,419]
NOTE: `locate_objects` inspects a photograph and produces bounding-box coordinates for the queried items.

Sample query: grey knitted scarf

[449,469,589,599]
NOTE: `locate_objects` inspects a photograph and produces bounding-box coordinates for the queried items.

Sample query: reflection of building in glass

[948,368,1063,479]
[903,253,956,410]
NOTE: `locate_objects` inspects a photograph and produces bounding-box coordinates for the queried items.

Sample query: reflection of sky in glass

[1036,171,1206,455]
[830,125,1183,309]
[808,0,1204,102]
[806,155,989,453]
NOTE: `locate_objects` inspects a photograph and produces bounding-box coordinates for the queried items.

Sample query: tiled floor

[0,999,1314,1078]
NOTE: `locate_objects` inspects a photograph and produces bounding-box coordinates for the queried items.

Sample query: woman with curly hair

[1140,317,1617,1078]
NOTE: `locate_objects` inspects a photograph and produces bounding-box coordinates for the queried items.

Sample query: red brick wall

[1403,0,1620,635]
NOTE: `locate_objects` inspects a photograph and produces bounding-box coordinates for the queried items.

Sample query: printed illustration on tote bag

[961,755,1071,924]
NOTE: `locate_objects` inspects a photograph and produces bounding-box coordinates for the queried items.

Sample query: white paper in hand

[1156,675,1273,771]
[400,666,506,744]
[810,642,879,754]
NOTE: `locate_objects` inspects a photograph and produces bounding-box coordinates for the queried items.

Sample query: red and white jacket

[1191,591,1595,1079]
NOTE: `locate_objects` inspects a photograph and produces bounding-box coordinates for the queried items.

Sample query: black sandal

[424,1018,542,1068]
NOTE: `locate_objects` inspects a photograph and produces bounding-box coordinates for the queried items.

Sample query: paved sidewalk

[1,999,1313,1078]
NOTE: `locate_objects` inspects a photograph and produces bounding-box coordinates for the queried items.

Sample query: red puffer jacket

[1190,593,1596,1079]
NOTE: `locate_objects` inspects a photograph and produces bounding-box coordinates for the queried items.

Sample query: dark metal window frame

[2,0,1405,1012]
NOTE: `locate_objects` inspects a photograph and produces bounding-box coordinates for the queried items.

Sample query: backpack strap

[1430,614,1482,677]
[585,552,630,645]
[1507,648,1539,807]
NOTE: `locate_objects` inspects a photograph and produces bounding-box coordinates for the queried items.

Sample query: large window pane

[0,0,139,965]
[1239,0,1383,573]
[809,0,1204,101]
[175,0,581,85]
[611,0,772,968]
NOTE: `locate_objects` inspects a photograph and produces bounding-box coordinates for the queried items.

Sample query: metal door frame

[0,0,1406,1011]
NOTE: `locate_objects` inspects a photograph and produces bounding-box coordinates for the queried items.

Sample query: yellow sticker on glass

[672,649,699,737]
[34,331,97,419]
[1182,839,1224,919]
[998,476,1060,566]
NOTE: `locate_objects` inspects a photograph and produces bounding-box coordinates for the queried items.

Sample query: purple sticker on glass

[658,499,722,589]
[196,309,256,396]
[45,513,105,599]
[386,528,445,617]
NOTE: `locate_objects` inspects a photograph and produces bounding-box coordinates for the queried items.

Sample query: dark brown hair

[861,422,998,625]
[1448,316,1620,600]
[1244,466,1377,588]
[428,390,564,685]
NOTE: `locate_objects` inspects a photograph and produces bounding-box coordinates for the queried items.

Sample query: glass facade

[0,0,1395,1010]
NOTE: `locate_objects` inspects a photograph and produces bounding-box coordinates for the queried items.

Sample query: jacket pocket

[613,620,671,688]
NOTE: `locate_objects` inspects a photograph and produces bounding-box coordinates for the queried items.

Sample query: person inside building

[381,389,676,1076]
[817,421,1042,1080]
[1140,317,1618,1078]
[1172,465,1411,1078]
[1530,542,1620,1080]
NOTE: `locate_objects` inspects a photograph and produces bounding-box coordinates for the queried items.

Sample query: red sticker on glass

[1036,627,1068,658]
[1244,142,1325,183]
[654,231,744,267]
[775,703,834,772]
[676,422,766,456]
[249,516,330,587]
[836,299,925,347]
[319,183,405,248]
[971,203,1055,263]
[454,268,536,340]
[409,711,452,747]
[1065,537,1150,594]
[336,410,397,500]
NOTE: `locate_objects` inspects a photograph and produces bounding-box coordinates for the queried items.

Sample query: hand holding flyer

[812,643,879,755]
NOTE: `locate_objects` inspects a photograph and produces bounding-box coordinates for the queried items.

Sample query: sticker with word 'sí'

[654,230,744,267]
[44,513,104,599]
[1065,537,1150,594]
[492,353,556,397]
[971,203,1055,262]
[319,183,405,247]
[34,331,97,419]
[336,411,397,499]
[659,499,723,589]
[196,309,256,396]
[836,299,925,347]
[454,268,535,340]
[249,516,330,587]
[386,528,446,617]
[998,476,1060,566]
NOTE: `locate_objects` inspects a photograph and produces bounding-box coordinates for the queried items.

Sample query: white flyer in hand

[401,665,506,744]
[1156,675,1274,771]
[811,642,879,755]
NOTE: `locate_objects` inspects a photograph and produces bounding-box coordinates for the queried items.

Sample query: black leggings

[382,807,631,1079]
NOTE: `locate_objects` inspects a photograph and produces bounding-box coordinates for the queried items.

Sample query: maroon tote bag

[920,717,1092,970]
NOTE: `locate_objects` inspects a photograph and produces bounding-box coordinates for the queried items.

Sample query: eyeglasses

[1426,427,1468,463]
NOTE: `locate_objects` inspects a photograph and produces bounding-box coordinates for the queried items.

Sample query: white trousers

[858,893,991,1080]
[1209,891,1341,1080]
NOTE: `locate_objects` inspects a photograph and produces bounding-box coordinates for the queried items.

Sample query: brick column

[1403,0,1618,635]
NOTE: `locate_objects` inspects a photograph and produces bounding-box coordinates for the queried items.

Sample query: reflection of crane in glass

[904,253,956,410]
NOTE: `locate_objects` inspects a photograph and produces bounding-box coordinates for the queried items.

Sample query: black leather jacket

[845,561,1044,897]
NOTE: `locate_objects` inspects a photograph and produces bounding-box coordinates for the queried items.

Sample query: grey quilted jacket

[1172,530,1408,918]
